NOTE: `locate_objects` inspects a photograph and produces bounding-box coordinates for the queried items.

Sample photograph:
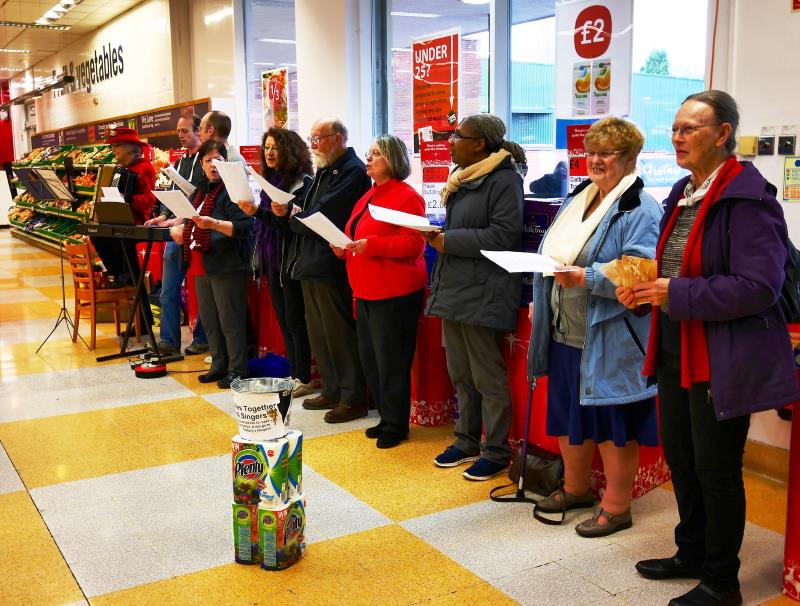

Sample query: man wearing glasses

[276,119,372,423]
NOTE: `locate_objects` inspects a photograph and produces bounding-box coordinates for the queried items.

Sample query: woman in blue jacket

[528,117,662,537]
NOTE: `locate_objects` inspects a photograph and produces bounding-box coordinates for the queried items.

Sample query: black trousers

[657,358,751,592]
[356,289,424,436]
[301,278,366,407]
[196,271,249,377]
[268,276,311,384]
[90,236,154,328]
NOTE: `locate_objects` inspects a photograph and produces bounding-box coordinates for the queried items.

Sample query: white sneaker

[204,355,212,364]
[291,380,316,398]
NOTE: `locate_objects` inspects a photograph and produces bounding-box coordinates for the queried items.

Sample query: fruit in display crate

[8,208,35,223]
[74,173,97,187]
[76,201,94,216]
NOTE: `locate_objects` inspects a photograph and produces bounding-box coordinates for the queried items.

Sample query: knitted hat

[106,127,145,147]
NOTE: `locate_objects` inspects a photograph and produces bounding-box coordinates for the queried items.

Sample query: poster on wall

[412,30,459,209]
[567,123,593,193]
[262,67,289,131]
[784,156,800,201]
[555,0,633,119]
[412,30,459,154]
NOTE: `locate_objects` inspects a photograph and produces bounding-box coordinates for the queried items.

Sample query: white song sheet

[481,250,569,274]
[212,160,255,202]
[100,186,125,202]
[160,165,196,197]
[247,166,294,205]
[152,190,198,219]
[297,212,352,248]
[367,204,441,232]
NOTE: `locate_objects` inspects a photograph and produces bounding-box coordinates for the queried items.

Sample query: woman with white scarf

[527,117,662,536]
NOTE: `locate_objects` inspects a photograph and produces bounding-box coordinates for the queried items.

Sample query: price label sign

[574,5,613,59]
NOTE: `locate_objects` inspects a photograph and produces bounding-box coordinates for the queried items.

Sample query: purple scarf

[254,171,284,281]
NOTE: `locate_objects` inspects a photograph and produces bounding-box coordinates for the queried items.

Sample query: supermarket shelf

[10,228,68,258]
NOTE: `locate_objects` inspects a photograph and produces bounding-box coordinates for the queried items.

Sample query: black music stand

[36,239,89,353]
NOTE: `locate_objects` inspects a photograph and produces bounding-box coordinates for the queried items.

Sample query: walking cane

[489,378,538,504]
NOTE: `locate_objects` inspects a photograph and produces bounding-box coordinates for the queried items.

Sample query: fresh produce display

[13,192,36,206]
[74,173,97,187]
[8,207,36,224]
[76,201,94,215]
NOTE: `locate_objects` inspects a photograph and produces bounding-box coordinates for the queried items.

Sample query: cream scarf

[540,173,638,276]
[440,149,510,206]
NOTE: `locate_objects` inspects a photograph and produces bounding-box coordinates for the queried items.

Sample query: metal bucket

[230,378,294,441]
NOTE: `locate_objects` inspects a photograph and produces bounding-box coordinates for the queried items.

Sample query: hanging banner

[412,30,459,154]
[555,0,633,119]
[420,140,452,210]
[262,67,289,131]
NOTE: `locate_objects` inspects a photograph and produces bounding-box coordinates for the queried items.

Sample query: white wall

[726,0,799,450]
[295,0,373,155]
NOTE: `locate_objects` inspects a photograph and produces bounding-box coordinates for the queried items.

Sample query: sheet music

[247,166,294,205]
[152,190,198,220]
[212,160,255,202]
[160,165,196,197]
[297,212,352,248]
[481,250,569,274]
[368,203,441,232]
[100,186,125,203]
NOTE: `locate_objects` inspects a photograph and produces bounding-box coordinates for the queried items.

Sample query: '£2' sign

[574,4,612,59]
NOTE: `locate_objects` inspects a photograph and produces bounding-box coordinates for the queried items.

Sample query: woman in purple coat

[618,90,800,606]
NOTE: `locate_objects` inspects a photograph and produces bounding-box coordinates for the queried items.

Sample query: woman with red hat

[90,127,158,335]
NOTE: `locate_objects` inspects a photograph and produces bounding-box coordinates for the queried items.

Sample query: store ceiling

[0,0,144,78]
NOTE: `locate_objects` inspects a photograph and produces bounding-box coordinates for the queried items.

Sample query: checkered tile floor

[0,229,792,605]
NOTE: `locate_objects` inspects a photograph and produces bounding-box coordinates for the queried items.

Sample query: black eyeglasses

[449,131,482,142]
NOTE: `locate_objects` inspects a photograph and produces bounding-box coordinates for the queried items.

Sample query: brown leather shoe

[324,404,369,424]
[575,507,632,538]
[302,394,336,410]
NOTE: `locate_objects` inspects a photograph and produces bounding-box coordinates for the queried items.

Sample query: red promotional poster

[239,145,262,171]
[261,67,289,130]
[420,140,452,209]
[412,31,459,154]
[566,123,592,193]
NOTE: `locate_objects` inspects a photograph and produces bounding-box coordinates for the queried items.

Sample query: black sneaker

[433,445,479,468]
[463,458,508,481]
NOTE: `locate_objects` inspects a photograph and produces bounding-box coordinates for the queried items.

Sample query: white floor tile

[30,454,390,597]
[0,318,115,345]
[0,363,195,422]
[0,443,25,494]
[202,391,381,439]
[491,561,613,606]
[21,274,74,288]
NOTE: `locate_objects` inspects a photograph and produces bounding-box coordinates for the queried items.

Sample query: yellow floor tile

[0,299,62,321]
[35,284,76,301]
[90,524,518,606]
[0,491,85,605]
[0,276,25,289]
[0,333,129,376]
[0,263,64,276]
[759,596,798,605]
[304,425,507,521]
[0,397,238,487]
[744,470,788,535]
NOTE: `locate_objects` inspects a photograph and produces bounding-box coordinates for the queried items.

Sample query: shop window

[388,0,491,188]
[242,0,300,144]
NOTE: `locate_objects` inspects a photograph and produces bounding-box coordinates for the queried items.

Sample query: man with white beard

[274,119,372,423]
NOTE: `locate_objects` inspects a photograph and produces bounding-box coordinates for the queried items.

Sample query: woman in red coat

[332,134,427,448]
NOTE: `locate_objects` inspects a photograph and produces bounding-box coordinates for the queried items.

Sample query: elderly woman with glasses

[618,90,799,606]
[426,113,524,481]
[330,134,427,448]
[527,117,663,536]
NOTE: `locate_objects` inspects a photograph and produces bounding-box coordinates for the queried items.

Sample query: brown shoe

[324,404,369,424]
[302,394,336,410]
[575,507,632,538]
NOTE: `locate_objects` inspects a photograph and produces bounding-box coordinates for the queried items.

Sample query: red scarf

[642,156,743,387]
[182,182,224,263]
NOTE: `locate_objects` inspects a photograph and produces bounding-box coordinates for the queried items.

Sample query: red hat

[106,127,145,146]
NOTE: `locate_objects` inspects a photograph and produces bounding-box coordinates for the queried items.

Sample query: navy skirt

[546,340,659,447]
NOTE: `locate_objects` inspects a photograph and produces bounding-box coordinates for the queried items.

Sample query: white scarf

[540,173,638,276]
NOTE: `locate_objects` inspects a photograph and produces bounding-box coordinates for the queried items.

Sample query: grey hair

[461,113,507,152]
[316,118,348,142]
[683,89,739,154]
[374,134,411,181]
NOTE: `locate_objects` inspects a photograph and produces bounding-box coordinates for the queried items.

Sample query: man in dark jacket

[279,119,371,423]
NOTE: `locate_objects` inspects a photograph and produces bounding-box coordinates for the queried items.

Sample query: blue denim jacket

[527,178,663,406]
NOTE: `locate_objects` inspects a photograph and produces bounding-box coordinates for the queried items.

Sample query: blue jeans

[159,241,207,348]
